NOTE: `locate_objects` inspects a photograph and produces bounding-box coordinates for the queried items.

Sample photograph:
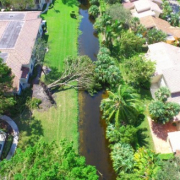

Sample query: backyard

[15,0,80,151]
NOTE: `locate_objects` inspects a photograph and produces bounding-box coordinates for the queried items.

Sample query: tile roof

[140,16,180,38]
[134,0,162,13]
[123,2,135,10]
[0,11,41,92]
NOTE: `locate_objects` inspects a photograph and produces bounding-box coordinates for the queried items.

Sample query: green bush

[158,153,174,160]
[29,98,42,109]
[111,143,134,175]
[155,87,171,103]
[89,5,99,18]
[89,0,99,5]
[149,101,180,124]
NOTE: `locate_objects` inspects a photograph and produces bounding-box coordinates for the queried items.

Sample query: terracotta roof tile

[140,16,180,38]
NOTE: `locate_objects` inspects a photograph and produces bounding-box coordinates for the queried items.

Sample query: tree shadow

[135,114,145,127]
[44,66,62,84]
[15,114,44,150]
[54,9,60,13]
[137,128,149,147]
[62,0,79,7]
[138,87,152,101]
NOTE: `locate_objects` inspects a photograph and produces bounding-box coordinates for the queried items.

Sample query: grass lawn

[15,0,80,151]
[41,0,79,71]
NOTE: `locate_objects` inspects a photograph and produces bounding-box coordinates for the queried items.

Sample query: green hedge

[158,153,174,160]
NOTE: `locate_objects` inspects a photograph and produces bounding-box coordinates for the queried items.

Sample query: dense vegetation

[1,0,180,179]
[0,0,34,10]
[149,87,180,124]
[0,58,15,114]
[0,139,98,179]
[91,0,180,179]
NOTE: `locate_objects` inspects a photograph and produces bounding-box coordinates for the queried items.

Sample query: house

[127,0,163,18]
[140,16,180,43]
[168,131,180,153]
[147,42,180,103]
[0,12,43,94]
[34,0,52,10]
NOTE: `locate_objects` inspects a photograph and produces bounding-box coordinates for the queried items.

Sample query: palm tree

[100,85,141,127]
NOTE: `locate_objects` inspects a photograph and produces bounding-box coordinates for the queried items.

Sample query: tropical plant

[89,0,99,5]
[117,30,146,58]
[111,143,134,175]
[100,85,141,127]
[94,47,121,89]
[155,87,171,102]
[89,5,99,18]
[0,139,99,179]
[106,4,131,25]
[146,28,166,44]
[105,0,122,4]
[0,58,15,114]
[170,13,180,27]
[130,17,146,35]
[123,55,155,88]
[133,147,161,179]
[149,101,180,123]
[106,124,138,147]
[156,157,180,180]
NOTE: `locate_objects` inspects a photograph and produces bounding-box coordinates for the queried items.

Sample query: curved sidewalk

[0,115,19,160]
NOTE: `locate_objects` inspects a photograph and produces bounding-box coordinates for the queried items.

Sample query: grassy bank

[15,0,80,151]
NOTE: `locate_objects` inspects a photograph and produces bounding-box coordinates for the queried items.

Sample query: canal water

[78,0,116,179]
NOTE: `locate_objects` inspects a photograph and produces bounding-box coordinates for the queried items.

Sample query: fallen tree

[46,56,101,94]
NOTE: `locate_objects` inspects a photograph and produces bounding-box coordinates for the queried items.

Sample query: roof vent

[9,15,13,18]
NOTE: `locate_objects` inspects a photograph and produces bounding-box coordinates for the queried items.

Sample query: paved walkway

[0,115,19,160]
[148,117,176,153]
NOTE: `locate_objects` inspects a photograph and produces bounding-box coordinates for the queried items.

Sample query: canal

[78,0,116,179]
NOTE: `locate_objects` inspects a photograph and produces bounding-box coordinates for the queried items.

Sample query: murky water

[78,1,116,179]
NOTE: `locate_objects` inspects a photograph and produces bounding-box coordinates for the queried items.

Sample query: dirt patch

[32,84,54,111]
[148,117,177,153]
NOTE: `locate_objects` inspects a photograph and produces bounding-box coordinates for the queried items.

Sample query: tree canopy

[149,87,180,124]
[122,55,155,88]
[156,157,180,180]
[94,47,121,89]
[106,4,131,25]
[0,139,99,180]
[110,143,134,175]
[47,56,101,95]
[146,28,166,44]
[100,85,142,127]
[0,58,15,114]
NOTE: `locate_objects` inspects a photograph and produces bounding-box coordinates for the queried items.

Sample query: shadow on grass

[44,67,62,84]
[137,128,149,147]
[15,113,44,150]
[62,0,79,7]
[138,87,152,101]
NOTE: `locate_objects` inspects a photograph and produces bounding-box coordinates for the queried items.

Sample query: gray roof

[147,42,180,94]
[0,21,24,49]
[163,66,180,93]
